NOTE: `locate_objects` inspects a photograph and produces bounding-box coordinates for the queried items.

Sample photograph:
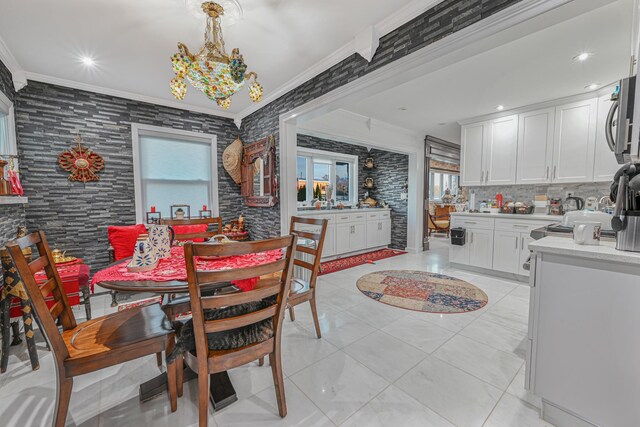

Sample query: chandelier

[170,1,263,109]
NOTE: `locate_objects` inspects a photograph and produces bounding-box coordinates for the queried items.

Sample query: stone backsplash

[468,182,613,208]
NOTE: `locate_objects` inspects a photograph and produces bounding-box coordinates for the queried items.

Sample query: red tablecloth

[91,246,282,291]
[9,259,89,318]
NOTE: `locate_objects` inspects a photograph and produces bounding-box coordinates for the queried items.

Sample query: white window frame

[0,90,17,156]
[131,123,219,223]
[296,147,358,206]
[429,170,459,202]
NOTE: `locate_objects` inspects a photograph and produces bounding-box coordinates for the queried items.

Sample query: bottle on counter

[496,193,503,208]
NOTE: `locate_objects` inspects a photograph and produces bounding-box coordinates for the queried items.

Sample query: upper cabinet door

[516,108,555,184]
[460,123,486,186]
[593,94,620,182]
[552,99,597,183]
[485,115,518,185]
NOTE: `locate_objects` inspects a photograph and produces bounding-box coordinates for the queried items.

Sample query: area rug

[356,270,488,313]
[319,249,406,275]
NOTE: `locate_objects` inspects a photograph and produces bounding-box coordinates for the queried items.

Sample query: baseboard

[542,400,598,427]
[449,262,529,283]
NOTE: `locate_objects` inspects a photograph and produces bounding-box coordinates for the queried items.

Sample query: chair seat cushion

[434,220,450,228]
[168,296,276,363]
[108,224,148,260]
[172,224,209,242]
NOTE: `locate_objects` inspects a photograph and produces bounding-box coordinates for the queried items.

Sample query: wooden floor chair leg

[269,352,287,417]
[288,305,295,321]
[258,357,264,366]
[176,356,184,397]
[198,370,210,427]
[20,300,39,370]
[110,291,118,307]
[156,352,163,367]
[0,298,10,373]
[309,296,322,339]
[54,376,73,427]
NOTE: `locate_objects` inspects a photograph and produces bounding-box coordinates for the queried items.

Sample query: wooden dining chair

[286,216,328,338]
[181,235,297,426]
[5,230,178,427]
[160,217,223,242]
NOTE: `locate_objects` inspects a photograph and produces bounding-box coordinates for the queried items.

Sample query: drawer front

[494,219,554,232]
[450,216,494,230]
[366,212,381,220]
[380,211,391,219]
[335,213,366,223]
[296,213,334,224]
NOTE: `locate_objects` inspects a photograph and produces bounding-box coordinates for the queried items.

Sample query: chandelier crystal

[170,1,262,109]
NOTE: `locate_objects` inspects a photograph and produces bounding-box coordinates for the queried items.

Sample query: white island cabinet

[526,237,640,427]
[295,208,391,259]
[450,213,559,278]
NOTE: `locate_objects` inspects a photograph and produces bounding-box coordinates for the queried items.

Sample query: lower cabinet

[323,224,336,257]
[468,228,494,269]
[366,219,391,248]
[493,230,538,275]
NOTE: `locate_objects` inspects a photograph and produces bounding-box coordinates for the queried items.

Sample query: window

[132,124,218,223]
[0,90,16,157]
[296,147,358,206]
[429,171,459,201]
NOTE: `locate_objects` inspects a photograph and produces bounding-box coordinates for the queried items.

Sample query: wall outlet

[401,192,408,200]
[565,191,573,198]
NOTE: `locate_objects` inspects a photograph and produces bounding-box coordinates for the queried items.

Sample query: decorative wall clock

[58,134,105,183]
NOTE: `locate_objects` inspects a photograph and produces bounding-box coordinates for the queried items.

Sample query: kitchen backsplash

[467,182,612,209]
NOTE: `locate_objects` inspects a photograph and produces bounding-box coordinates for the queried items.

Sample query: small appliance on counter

[563,196,584,212]
[610,161,640,252]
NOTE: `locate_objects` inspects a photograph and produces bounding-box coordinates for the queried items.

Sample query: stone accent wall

[241,0,524,239]
[15,81,244,272]
[468,182,613,208]
[0,59,26,248]
[297,134,408,249]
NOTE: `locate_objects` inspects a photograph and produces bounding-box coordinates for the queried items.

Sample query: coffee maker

[610,162,640,252]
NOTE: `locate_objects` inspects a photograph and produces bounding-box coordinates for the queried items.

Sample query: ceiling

[0,0,417,115]
[344,0,636,143]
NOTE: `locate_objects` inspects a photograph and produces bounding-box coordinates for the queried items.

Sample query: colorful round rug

[356,270,488,314]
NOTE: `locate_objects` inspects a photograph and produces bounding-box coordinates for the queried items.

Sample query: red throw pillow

[108,224,148,261]
[172,224,209,242]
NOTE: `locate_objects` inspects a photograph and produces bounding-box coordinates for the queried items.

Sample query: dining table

[91,244,285,411]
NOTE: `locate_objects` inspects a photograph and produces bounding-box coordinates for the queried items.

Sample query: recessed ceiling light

[80,56,95,67]
[398,107,408,111]
[496,105,505,111]
[573,52,591,62]
[437,122,447,126]
[585,83,600,90]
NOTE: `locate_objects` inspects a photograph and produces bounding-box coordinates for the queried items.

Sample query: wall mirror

[241,135,277,207]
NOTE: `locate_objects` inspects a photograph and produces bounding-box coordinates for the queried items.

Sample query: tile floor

[0,238,553,426]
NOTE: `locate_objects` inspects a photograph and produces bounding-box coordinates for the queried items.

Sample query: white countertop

[450,212,561,221]
[529,236,640,265]
[296,207,391,215]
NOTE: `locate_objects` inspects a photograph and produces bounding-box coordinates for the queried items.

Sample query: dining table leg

[139,366,237,410]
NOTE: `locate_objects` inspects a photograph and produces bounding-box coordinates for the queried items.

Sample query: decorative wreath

[58,134,105,183]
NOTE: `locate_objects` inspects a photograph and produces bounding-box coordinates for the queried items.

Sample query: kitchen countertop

[296,207,391,215]
[450,212,561,221]
[529,236,640,265]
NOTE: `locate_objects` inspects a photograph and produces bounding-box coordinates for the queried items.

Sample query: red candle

[150,206,156,213]
[202,205,207,211]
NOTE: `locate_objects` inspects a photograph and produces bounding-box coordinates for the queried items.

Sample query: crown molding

[0,36,27,91]
[23,72,236,120]
[236,0,445,120]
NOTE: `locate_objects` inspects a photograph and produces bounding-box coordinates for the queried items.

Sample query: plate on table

[53,256,78,265]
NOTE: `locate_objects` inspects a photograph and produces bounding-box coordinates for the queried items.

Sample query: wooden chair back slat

[289,216,329,290]
[195,259,286,285]
[204,305,277,334]
[5,231,77,363]
[200,280,280,310]
[184,235,297,378]
[28,256,48,275]
[160,217,223,242]
[39,277,56,298]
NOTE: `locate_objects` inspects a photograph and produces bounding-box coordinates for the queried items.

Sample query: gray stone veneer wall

[240,0,524,240]
[297,134,408,249]
[0,59,26,247]
[468,182,613,208]
[15,81,244,272]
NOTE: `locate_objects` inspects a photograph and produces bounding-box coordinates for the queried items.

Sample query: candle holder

[199,209,212,218]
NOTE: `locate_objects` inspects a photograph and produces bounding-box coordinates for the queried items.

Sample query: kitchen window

[430,171,459,201]
[0,90,17,157]
[132,124,218,223]
[296,148,357,206]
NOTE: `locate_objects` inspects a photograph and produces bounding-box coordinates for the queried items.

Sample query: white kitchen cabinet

[516,108,555,184]
[381,219,391,246]
[518,234,534,276]
[460,123,485,186]
[449,242,469,264]
[351,222,367,252]
[593,94,620,182]
[335,223,352,254]
[484,115,518,185]
[492,230,521,273]
[323,224,336,257]
[468,228,494,269]
[552,98,597,183]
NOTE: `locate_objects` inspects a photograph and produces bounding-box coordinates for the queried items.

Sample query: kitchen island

[526,237,640,427]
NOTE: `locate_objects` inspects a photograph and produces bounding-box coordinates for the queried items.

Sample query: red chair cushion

[108,224,148,260]
[172,224,208,242]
